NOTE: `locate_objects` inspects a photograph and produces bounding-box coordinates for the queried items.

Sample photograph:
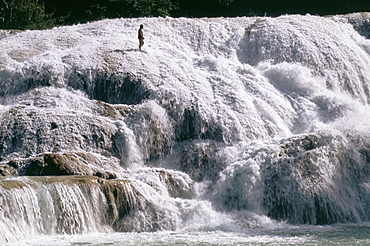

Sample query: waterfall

[115,120,144,169]
[0,13,370,244]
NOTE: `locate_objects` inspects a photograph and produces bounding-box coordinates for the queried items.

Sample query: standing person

[138,24,144,51]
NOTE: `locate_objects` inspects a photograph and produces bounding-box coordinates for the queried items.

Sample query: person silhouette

[138,24,144,51]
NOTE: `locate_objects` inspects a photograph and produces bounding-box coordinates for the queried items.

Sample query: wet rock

[344,12,370,39]
[67,70,151,105]
[25,154,75,176]
[96,100,121,120]
[178,140,225,182]
[50,122,58,130]
[17,152,118,179]
[95,170,117,179]
[279,134,320,157]
[263,133,370,224]
[7,160,19,168]
[156,169,193,199]
[176,107,223,142]
[0,165,15,176]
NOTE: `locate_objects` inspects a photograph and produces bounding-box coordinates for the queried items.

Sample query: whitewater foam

[1,13,370,244]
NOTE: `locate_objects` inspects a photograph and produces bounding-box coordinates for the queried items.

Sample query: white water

[1,13,370,244]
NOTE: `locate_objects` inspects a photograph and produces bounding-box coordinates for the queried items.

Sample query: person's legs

[139,39,144,51]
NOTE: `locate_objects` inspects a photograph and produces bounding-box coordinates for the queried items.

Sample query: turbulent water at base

[1,13,370,245]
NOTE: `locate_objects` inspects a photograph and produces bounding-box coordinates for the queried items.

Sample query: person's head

[140,24,143,29]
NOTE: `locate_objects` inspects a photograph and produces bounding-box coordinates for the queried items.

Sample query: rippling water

[7,225,370,246]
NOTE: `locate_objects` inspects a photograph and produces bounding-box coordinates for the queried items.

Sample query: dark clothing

[138,29,144,39]
[138,25,144,51]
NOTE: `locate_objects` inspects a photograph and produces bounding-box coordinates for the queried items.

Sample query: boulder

[16,152,118,179]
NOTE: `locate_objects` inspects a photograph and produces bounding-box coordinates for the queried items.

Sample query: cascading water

[0,13,370,245]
